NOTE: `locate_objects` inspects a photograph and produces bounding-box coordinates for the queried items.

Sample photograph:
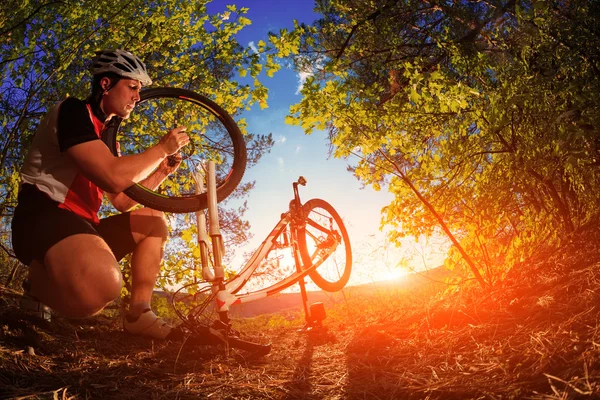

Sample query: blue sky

[207,1,448,284]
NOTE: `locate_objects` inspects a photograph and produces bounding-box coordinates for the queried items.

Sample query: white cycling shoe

[123,309,175,339]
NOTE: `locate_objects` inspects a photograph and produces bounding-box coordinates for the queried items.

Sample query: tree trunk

[379,150,488,288]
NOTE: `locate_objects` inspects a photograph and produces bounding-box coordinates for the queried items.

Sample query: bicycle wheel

[298,199,352,292]
[103,87,247,213]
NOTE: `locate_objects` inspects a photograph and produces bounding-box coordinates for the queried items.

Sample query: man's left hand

[157,154,182,176]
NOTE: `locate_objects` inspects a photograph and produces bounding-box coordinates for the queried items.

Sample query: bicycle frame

[191,164,340,324]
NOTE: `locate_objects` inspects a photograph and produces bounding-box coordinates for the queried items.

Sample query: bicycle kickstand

[294,258,327,332]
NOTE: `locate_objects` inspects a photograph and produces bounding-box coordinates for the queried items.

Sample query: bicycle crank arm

[228,336,271,357]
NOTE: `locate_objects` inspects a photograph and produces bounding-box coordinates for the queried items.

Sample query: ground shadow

[281,327,336,400]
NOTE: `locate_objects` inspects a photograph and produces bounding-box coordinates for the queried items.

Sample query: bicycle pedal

[211,320,229,330]
[20,295,52,322]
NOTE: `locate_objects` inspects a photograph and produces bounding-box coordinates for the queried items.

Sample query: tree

[0,1,281,291]
[283,0,600,286]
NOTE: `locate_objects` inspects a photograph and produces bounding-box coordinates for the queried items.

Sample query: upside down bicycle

[172,163,352,355]
[102,88,352,356]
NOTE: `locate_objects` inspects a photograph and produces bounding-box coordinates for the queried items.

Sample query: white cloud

[277,157,285,170]
[294,55,324,94]
[276,135,287,144]
[295,70,312,95]
[248,41,259,55]
[295,145,302,154]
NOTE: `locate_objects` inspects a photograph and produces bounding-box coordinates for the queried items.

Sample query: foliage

[0,1,282,291]
[282,0,600,285]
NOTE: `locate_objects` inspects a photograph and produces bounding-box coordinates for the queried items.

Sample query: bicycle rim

[172,282,216,328]
[298,198,352,292]
[103,87,247,213]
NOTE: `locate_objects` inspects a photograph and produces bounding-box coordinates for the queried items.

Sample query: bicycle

[172,165,352,355]
[101,87,351,355]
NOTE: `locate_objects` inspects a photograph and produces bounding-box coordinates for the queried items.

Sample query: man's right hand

[159,126,190,155]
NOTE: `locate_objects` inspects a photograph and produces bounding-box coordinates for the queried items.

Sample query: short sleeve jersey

[20,98,107,224]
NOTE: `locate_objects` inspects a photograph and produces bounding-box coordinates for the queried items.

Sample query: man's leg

[92,207,174,339]
[126,208,169,318]
[28,234,123,318]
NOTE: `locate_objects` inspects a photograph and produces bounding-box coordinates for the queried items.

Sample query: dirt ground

[3,224,600,399]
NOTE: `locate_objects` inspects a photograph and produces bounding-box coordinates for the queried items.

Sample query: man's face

[100,78,142,119]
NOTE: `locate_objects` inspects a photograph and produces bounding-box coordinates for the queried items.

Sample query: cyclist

[11,49,188,340]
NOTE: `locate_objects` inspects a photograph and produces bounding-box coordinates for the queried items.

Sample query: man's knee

[40,234,124,318]
[132,208,169,240]
[65,265,123,318]
[104,264,124,300]
[152,210,169,240]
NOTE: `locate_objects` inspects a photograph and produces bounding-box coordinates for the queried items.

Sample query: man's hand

[157,154,182,176]
[159,126,189,155]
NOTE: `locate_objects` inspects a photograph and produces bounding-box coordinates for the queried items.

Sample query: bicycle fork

[194,162,232,320]
[195,162,271,356]
[204,162,230,324]
[291,177,326,330]
[194,166,214,283]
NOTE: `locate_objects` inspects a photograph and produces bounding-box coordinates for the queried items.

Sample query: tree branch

[0,1,65,37]
[334,0,400,60]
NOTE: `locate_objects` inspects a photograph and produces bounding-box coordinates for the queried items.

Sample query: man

[11,49,188,339]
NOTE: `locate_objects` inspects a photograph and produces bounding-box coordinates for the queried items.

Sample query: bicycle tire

[102,87,247,213]
[298,198,352,292]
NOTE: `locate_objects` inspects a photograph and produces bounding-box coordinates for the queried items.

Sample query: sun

[350,259,410,285]
[374,268,408,282]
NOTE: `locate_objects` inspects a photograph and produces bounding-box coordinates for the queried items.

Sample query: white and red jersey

[20,98,107,224]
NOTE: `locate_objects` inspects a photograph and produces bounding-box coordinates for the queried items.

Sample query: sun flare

[373,268,408,283]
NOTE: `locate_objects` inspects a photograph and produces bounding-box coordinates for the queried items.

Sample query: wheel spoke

[298,199,352,292]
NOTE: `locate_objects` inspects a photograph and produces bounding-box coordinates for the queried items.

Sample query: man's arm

[66,126,188,194]
[107,156,182,212]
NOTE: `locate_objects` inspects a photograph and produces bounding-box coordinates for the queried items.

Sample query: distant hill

[156,266,452,318]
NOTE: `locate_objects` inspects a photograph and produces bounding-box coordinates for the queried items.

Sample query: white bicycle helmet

[90,49,152,86]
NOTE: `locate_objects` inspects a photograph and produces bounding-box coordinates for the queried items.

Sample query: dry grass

[3,225,600,399]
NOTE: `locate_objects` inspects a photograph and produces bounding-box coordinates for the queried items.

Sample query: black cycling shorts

[11,184,137,266]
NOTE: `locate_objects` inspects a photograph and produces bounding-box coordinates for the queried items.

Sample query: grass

[2,224,600,399]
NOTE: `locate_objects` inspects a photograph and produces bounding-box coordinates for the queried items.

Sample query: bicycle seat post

[293,176,307,210]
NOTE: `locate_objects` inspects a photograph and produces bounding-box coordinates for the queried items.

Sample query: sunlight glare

[373,267,408,282]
